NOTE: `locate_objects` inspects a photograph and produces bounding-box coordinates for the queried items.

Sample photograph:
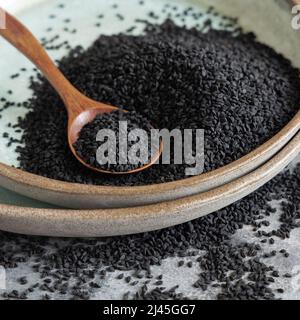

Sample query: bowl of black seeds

[0,0,299,213]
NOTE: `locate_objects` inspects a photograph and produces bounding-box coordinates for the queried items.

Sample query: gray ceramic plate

[0,0,299,209]
[0,131,300,237]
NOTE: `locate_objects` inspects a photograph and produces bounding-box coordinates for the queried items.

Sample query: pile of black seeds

[73,110,153,173]
[1,161,300,300]
[14,20,300,185]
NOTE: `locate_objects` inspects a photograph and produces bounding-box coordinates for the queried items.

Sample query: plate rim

[0,129,300,237]
[0,109,299,197]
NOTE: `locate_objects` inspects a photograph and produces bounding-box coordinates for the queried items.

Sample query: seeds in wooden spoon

[73,110,153,173]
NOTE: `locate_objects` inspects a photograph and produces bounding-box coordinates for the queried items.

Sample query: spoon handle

[0,9,80,106]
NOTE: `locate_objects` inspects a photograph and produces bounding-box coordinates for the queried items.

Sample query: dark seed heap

[1,162,300,300]
[15,20,300,185]
[73,110,153,173]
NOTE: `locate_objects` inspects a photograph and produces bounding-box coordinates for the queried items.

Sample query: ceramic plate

[0,131,300,237]
[0,0,299,209]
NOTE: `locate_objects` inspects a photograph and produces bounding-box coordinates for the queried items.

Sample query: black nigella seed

[18,277,28,285]
[277,288,284,294]
[126,26,136,33]
[116,13,124,21]
[178,261,185,267]
[117,273,124,280]
[125,276,131,284]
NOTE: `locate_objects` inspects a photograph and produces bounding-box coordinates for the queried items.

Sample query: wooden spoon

[0,10,162,175]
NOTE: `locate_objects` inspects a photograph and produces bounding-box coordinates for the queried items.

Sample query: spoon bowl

[68,104,163,175]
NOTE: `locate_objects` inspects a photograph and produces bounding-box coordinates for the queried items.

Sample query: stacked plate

[0,0,299,237]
